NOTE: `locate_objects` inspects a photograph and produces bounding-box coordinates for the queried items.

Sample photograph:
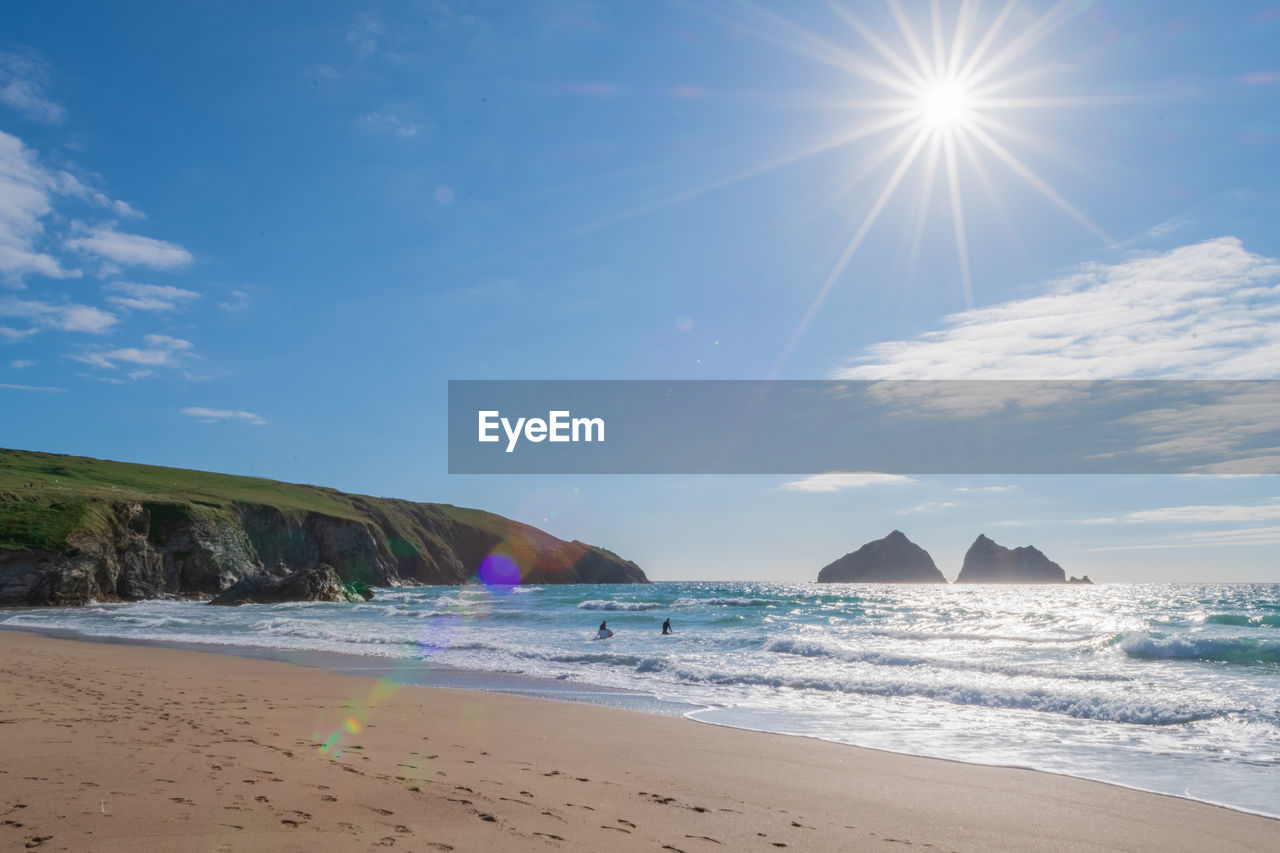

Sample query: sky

[2,0,1280,582]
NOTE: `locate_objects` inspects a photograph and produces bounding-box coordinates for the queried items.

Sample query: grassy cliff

[0,448,647,605]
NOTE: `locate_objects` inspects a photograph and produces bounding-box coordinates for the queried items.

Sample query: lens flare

[478,552,521,585]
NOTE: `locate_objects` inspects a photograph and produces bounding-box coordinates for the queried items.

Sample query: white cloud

[105,282,200,312]
[838,238,1280,380]
[0,49,65,124]
[73,334,193,370]
[780,471,916,492]
[1112,385,1280,462]
[955,485,1017,493]
[142,333,192,350]
[0,131,80,281]
[0,131,151,284]
[218,289,250,312]
[347,13,384,59]
[0,296,116,333]
[898,501,957,513]
[359,111,424,138]
[0,381,64,392]
[54,172,145,220]
[181,406,266,425]
[10,359,35,368]
[65,222,192,270]
[1090,525,1280,550]
[1086,500,1280,524]
[0,326,36,342]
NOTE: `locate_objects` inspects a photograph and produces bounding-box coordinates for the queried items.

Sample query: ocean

[5,582,1279,818]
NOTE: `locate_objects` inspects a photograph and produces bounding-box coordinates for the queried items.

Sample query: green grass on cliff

[0,447,500,553]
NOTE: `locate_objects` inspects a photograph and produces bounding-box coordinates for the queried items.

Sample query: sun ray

[968,111,1088,173]
[887,0,936,80]
[724,0,920,97]
[942,131,974,307]
[968,62,1081,98]
[553,111,918,245]
[904,134,945,290]
[974,94,1158,109]
[825,2,927,90]
[955,130,1014,230]
[769,126,932,376]
[946,0,977,79]
[823,120,934,213]
[930,0,948,81]
[965,120,1111,243]
[956,0,1020,84]
[967,0,1090,90]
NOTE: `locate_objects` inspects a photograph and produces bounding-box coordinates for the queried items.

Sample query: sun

[918,78,974,131]
[597,1,1117,375]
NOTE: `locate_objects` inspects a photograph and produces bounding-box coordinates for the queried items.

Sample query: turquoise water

[6,582,1280,818]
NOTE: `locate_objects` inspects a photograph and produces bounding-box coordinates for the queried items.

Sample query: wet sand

[0,630,1275,852]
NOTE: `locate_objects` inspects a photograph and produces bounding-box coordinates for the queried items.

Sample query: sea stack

[955,534,1067,583]
[817,530,946,583]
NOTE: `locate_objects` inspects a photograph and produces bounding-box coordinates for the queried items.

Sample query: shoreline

[1,628,1276,851]
[4,621,1278,824]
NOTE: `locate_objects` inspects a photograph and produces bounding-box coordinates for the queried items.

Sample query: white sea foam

[1120,633,1280,664]
[577,600,664,611]
[4,581,1279,818]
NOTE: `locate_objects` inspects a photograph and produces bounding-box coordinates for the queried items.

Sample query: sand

[0,630,1274,852]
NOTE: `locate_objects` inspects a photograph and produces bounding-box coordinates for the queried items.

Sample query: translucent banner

[447,380,1280,475]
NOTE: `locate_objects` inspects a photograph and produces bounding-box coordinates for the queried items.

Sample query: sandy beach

[0,630,1274,852]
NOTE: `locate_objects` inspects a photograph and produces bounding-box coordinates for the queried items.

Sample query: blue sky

[3,1,1279,582]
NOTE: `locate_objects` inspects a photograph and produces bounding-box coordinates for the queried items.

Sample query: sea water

[5,582,1280,818]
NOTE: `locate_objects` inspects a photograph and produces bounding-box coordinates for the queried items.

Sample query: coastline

[1,628,1275,852]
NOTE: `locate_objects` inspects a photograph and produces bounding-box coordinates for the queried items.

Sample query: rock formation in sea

[954,534,1067,583]
[210,564,370,605]
[817,530,947,583]
[0,448,648,606]
[1068,575,1094,585]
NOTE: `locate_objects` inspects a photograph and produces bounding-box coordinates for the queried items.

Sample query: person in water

[600,619,607,632]
[662,618,672,635]
[598,619,611,639]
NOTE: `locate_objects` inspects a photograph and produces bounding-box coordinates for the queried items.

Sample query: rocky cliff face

[817,530,946,583]
[955,534,1067,583]
[0,484,650,604]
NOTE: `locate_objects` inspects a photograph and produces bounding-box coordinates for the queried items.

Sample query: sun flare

[696,0,1121,375]
[918,78,973,131]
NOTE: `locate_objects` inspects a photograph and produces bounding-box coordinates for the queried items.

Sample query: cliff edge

[0,448,647,606]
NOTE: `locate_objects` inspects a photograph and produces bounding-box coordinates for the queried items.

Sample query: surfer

[598,619,612,639]
[662,618,672,635]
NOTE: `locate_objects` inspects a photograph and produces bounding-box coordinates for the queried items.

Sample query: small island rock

[817,530,946,583]
[955,534,1067,583]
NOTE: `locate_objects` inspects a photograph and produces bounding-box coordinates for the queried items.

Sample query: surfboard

[596,629,613,639]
